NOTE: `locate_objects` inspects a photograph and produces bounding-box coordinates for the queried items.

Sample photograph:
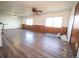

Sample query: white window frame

[26,18,33,25]
[53,17,62,28]
[45,17,54,27]
[45,17,62,28]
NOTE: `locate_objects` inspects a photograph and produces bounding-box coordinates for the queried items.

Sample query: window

[45,17,62,28]
[53,17,62,28]
[26,19,33,25]
[45,17,53,27]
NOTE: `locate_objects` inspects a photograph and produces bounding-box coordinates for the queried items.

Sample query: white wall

[0,14,21,29]
[22,10,71,27]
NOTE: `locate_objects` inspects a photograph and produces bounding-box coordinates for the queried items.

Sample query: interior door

[69,2,79,57]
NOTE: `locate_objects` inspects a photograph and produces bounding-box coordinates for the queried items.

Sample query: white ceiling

[0,1,76,16]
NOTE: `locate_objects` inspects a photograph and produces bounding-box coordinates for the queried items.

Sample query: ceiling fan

[32,8,43,15]
[8,7,43,18]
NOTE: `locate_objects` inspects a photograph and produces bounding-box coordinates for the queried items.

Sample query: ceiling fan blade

[36,12,38,14]
[37,10,43,12]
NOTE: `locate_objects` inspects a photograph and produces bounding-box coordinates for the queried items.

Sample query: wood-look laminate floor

[0,29,73,58]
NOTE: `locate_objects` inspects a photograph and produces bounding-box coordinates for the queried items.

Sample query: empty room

[0,1,79,58]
